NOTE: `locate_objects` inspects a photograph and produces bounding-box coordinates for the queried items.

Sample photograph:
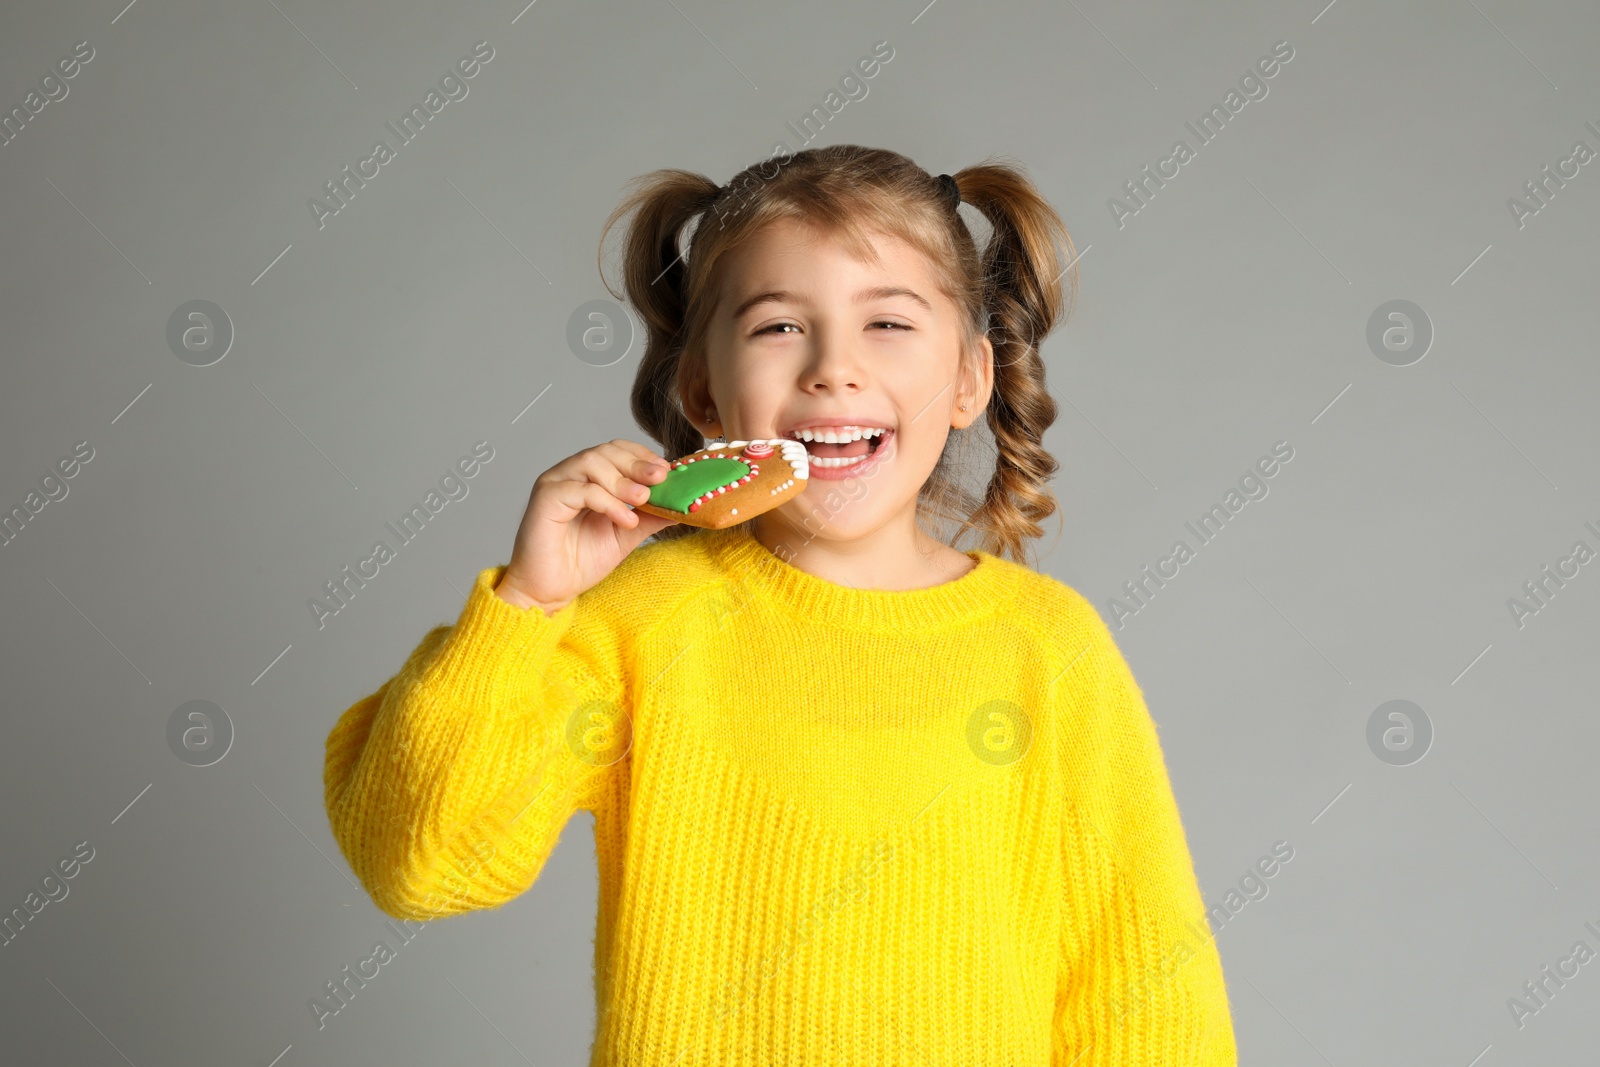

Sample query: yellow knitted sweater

[324,523,1237,1065]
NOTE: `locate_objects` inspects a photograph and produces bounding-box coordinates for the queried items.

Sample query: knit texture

[324,523,1237,1065]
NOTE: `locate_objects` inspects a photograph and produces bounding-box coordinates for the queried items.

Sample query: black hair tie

[936,173,961,211]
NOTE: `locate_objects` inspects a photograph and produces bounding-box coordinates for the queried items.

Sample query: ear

[952,334,994,430]
[678,357,718,436]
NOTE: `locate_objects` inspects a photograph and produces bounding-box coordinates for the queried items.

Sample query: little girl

[325,144,1237,1065]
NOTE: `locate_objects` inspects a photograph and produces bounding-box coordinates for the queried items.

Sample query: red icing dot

[689,501,700,511]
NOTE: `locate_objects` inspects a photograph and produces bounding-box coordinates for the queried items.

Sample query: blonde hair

[597,144,1078,566]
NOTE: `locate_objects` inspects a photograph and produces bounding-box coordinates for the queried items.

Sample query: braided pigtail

[940,161,1078,565]
[598,169,723,545]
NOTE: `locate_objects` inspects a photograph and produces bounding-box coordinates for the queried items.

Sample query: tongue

[807,438,871,458]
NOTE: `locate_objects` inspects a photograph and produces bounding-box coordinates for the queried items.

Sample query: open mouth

[787,427,893,470]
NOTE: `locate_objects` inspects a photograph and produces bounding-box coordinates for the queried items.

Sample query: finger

[569,448,664,507]
[614,509,679,554]
[577,480,638,528]
[541,477,632,527]
[541,438,653,484]
[605,438,670,467]
[594,441,672,485]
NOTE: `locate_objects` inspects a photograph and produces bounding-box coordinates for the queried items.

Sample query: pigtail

[944,162,1078,565]
[598,170,723,544]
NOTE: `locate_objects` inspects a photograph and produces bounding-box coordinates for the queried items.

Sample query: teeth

[787,426,888,444]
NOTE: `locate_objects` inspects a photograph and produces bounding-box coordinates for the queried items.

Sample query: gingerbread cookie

[634,439,809,529]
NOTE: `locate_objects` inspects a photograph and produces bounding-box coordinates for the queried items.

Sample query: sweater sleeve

[1049,603,1238,1065]
[323,564,631,921]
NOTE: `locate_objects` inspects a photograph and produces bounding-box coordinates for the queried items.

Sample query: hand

[496,439,680,614]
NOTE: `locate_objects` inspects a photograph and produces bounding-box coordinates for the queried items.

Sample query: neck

[750,505,963,592]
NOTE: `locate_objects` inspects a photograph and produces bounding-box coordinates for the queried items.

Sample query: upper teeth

[788,426,888,444]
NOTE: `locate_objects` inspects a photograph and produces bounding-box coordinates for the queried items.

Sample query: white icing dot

[731,508,738,514]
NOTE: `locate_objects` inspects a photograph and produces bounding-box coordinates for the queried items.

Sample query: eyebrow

[730,285,934,321]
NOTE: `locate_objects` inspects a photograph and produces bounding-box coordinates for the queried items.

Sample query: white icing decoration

[777,438,809,480]
[678,439,806,495]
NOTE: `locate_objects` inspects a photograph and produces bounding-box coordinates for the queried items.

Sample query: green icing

[647,456,752,513]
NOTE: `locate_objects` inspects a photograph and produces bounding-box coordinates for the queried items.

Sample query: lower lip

[797,430,894,481]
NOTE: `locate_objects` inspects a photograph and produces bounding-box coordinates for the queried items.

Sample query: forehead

[718,216,937,291]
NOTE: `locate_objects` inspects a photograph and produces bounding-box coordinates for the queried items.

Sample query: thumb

[616,510,680,555]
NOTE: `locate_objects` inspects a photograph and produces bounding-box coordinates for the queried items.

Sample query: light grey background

[2,0,1597,1063]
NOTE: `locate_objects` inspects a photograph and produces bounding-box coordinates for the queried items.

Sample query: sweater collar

[702,522,1018,634]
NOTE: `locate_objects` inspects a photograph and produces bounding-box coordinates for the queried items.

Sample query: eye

[755,320,911,335]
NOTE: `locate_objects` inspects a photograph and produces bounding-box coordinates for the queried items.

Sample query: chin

[764,492,896,544]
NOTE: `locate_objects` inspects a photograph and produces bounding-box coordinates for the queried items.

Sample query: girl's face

[696,216,992,543]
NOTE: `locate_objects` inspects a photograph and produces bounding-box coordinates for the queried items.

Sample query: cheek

[908,431,940,470]
[728,367,791,424]
[894,422,945,466]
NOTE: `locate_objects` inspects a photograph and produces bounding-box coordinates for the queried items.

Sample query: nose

[799,328,864,396]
